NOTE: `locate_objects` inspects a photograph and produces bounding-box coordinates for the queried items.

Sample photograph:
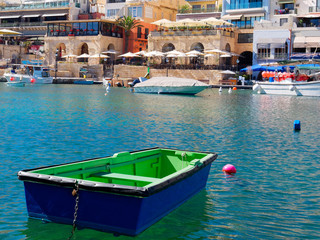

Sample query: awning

[278,0,294,3]
[293,36,306,48]
[43,13,67,17]
[257,38,287,48]
[222,14,242,20]
[23,14,40,18]
[243,13,265,17]
[305,37,320,48]
[0,15,21,19]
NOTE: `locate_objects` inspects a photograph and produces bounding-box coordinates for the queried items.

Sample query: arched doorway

[190,42,204,52]
[190,42,204,65]
[224,43,232,66]
[57,43,66,61]
[162,43,175,52]
[80,43,89,54]
[78,43,89,63]
[239,51,252,70]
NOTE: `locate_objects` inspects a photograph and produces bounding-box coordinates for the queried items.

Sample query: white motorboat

[253,79,320,97]
[4,65,53,84]
[133,77,209,95]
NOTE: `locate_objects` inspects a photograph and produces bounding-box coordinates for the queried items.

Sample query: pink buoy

[222,164,236,175]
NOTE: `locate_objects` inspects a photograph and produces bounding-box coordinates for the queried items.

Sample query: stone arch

[190,42,204,52]
[56,43,66,60]
[11,54,18,64]
[239,51,252,69]
[224,43,231,66]
[162,43,175,52]
[107,44,115,50]
[80,43,89,55]
[190,42,205,65]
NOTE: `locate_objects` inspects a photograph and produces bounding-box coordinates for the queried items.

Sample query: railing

[2,1,72,10]
[0,22,46,28]
[151,29,235,38]
[178,8,216,14]
[227,2,263,10]
[274,9,295,15]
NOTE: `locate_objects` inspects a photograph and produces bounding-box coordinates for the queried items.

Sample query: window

[258,48,270,59]
[207,4,215,11]
[280,18,288,26]
[128,6,142,17]
[275,48,286,58]
[238,33,253,43]
[107,9,120,17]
[145,28,149,39]
[137,27,142,38]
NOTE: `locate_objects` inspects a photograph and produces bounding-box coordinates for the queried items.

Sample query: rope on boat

[68,181,80,240]
[181,152,187,169]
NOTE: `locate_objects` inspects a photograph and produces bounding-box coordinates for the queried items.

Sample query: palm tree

[116,16,143,53]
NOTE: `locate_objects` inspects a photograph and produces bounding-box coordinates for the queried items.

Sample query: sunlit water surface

[1,83,320,240]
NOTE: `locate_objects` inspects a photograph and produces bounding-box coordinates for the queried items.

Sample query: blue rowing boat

[18,147,217,235]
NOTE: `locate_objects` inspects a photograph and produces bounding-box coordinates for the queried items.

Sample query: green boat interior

[30,148,213,188]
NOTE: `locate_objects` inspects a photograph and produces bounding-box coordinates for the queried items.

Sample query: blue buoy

[294,120,301,131]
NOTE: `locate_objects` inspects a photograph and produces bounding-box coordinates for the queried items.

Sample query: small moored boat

[18,147,217,236]
[133,77,209,95]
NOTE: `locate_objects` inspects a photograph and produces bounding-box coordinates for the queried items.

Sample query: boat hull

[74,80,94,85]
[134,86,208,95]
[23,164,211,235]
[253,81,320,96]
[18,148,217,236]
[6,81,26,87]
[4,73,53,84]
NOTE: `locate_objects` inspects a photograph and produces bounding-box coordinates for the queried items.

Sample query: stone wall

[113,64,223,86]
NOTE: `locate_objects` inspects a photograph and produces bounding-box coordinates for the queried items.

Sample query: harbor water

[1,83,320,240]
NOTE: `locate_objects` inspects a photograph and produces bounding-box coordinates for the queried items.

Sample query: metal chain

[68,181,80,240]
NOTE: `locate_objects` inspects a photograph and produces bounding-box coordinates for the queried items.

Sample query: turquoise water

[1,83,320,240]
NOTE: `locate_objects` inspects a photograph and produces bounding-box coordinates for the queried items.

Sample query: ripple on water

[1,85,320,239]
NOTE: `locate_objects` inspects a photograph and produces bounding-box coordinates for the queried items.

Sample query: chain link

[68,181,80,240]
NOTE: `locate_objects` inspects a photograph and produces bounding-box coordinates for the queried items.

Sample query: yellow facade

[127,0,189,23]
[186,0,222,12]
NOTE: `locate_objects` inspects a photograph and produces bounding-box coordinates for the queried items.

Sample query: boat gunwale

[257,80,320,86]
[18,147,217,197]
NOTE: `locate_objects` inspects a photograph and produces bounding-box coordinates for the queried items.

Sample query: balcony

[227,2,263,10]
[178,8,216,14]
[0,22,46,28]
[151,28,235,38]
[2,1,72,11]
[274,9,295,15]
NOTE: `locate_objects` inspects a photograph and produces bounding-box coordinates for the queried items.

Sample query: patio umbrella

[145,51,165,57]
[0,29,22,35]
[240,64,267,72]
[204,54,216,57]
[186,50,204,56]
[102,50,118,54]
[220,54,232,58]
[76,53,90,58]
[165,50,185,55]
[118,52,140,58]
[62,54,78,58]
[205,49,225,54]
[166,18,202,28]
[134,50,147,56]
[89,54,109,58]
[152,19,172,27]
[187,54,199,58]
[221,70,236,74]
